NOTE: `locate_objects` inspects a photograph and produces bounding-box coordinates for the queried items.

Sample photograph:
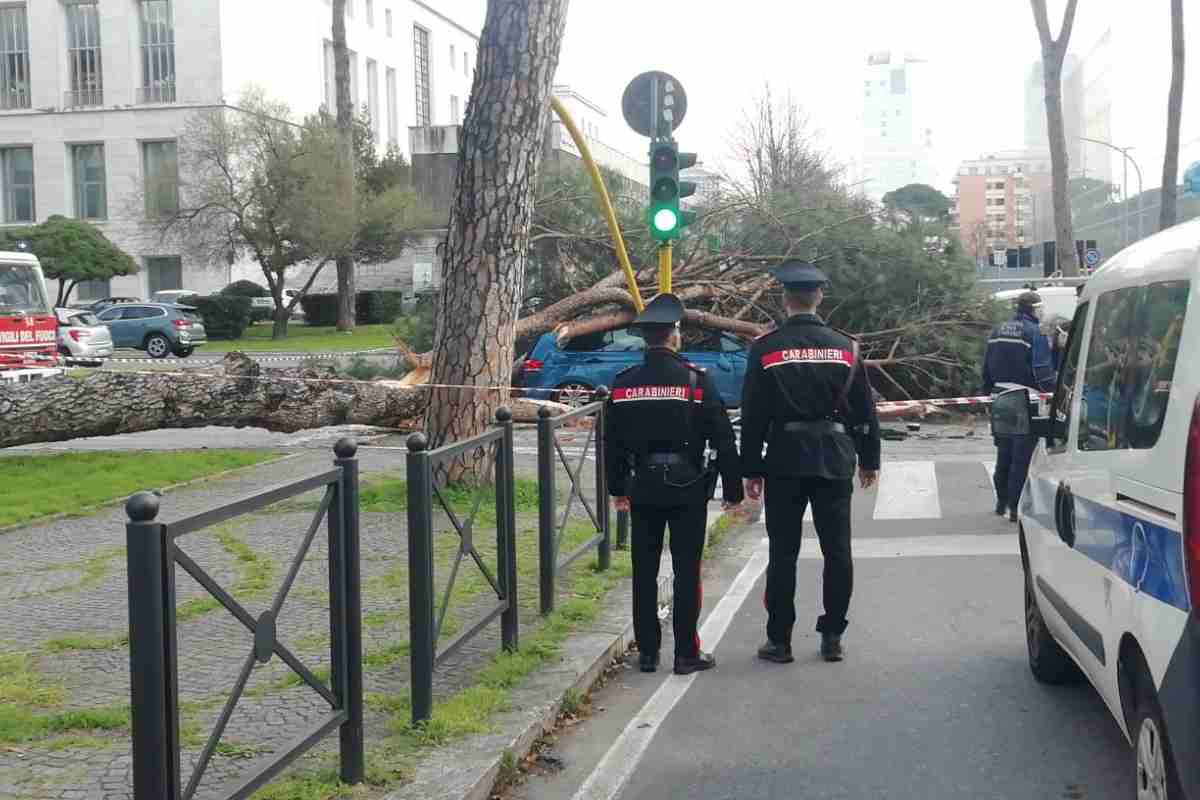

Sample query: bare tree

[728,85,839,202]
[1031,0,1082,275]
[425,0,570,477]
[332,0,357,331]
[1161,0,1186,230]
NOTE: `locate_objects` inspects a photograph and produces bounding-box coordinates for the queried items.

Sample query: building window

[323,40,334,109]
[450,43,456,68]
[146,256,182,294]
[348,50,359,110]
[385,8,393,37]
[464,51,469,76]
[66,2,103,108]
[413,25,431,126]
[0,6,31,110]
[1,147,33,223]
[346,0,353,17]
[75,278,110,301]
[142,141,178,219]
[386,67,398,146]
[366,0,374,27]
[366,59,379,143]
[450,95,459,122]
[71,144,106,220]
[138,0,175,103]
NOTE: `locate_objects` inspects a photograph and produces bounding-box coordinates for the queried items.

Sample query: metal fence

[536,389,611,614]
[404,408,519,724]
[124,439,364,800]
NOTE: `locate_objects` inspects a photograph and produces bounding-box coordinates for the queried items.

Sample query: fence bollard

[125,491,181,800]
[594,386,611,571]
[537,406,557,615]
[406,432,435,725]
[332,438,365,783]
[495,408,519,651]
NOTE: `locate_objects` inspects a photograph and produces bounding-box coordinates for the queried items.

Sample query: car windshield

[0,263,51,315]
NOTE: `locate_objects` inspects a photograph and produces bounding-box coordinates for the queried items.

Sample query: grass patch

[42,634,126,653]
[0,450,277,529]
[0,653,128,746]
[203,324,396,353]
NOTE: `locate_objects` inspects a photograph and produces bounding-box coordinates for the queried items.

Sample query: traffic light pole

[658,244,672,293]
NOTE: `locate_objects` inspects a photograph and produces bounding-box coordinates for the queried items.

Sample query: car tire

[554,382,593,408]
[174,347,194,358]
[1024,563,1083,685]
[145,334,171,359]
[1134,679,1183,800]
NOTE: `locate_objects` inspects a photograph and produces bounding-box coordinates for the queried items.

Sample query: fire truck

[0,250,62,383]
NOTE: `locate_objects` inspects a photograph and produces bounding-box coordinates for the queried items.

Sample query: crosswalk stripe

[873,461,940,520]
[983,461,997,501]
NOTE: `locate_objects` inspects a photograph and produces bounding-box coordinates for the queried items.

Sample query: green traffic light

[652,207,679,233]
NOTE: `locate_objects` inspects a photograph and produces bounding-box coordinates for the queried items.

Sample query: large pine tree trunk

[1032,0,1081,276]
[426,0,570,477]
[1161,0,1186,231]
[332,0,357,333]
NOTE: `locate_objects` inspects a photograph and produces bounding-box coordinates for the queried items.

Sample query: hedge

[300,290,406,326]
[192,295,252,340]
[221,280,272,323]
[300,293,339,326]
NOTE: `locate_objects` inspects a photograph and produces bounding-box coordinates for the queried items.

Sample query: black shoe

[638,652,659,673]
[995,502,1007,517]
[1009,509,1019,523]
[757,641,795,664]
[820,633,844,662]
[674,651,716,675]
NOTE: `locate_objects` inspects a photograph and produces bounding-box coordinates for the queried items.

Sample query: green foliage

[0,216,137,305]
[882,183,953,222]
[392,294,436,352]
[222,280,272,322]
[191,295,252,339]
[356,290,404,324]
[300,294,339,326]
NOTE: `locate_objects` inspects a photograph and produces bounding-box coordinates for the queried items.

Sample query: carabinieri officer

[604,293,743,675]
[740,261,881,664]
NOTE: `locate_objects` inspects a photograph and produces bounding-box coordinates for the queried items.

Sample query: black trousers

[764,476,853,641]
[993,433,1035,511]
[630,502,707,659]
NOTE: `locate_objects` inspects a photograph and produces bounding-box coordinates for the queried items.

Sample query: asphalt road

[511,455,1135,800]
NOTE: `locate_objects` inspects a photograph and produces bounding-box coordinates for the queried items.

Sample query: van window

[1079,287,1140,451]
[1126,281,1190,449]
[1050,301,1088,450]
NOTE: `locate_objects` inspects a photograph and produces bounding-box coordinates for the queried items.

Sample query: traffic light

[647,139,698,241]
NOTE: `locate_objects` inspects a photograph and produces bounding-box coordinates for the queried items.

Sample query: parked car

[75,296,142,313]
[55,307,113,363]
[150,289,200,306]
[514,326,750,408]
[1020,218,1200,798]
[96,303,207,358]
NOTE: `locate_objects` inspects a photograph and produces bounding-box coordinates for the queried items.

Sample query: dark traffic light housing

[648,138,698,241]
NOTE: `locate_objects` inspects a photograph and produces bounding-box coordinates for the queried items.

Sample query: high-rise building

[860,50,937,199]
[950,151,1053,265]
[1023,56,1084,175]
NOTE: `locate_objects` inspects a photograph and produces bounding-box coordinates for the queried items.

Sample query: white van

[1020,219,1199,798]
[993,285,1079,326]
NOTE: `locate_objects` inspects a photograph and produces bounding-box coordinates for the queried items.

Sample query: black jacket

[604,348,743,507]
[740,314,881,480]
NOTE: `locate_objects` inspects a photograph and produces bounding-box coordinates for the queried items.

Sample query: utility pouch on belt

[991,386,1033,437]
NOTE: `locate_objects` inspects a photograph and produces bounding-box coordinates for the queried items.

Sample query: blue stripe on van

[1025,477,1190,612]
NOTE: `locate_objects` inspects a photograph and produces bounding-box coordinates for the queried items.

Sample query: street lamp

[1079,136,1144,247]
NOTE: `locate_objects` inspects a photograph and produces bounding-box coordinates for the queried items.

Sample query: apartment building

[950,151,1052,264]
[0,0,477,302]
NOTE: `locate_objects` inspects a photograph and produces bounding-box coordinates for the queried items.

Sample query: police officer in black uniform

[605,293,744,675]
[740,261,881,664]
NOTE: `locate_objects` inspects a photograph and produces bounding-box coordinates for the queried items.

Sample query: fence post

[537,406,557,615]
[406,433,436,725]
[616,510,630,550]
[333,439,365,784]
[495,407,519,651]
[125,492,180,800]
[594,386,611,571]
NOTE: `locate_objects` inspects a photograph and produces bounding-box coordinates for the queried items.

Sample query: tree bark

[1031,0,1081,276]
[332,0,357,332]
[426,0,570,478]
[1161,0,1186,231]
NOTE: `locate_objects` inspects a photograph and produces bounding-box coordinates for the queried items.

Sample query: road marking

[983,461,997,501]
[570,540,771,800]
[800,534,1018,559]
[873,460,940,520]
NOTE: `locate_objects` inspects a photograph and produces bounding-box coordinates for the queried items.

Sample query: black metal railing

[124,439,364,800]
[536,388,611,615]
[405,408,518,724]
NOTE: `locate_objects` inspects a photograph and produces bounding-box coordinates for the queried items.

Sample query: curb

[383,506,738,800]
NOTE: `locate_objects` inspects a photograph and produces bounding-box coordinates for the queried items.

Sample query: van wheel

[1134,680,1182,800]
[554,382,593,408]
[145,334,171,359]
[1024,566,1082,685]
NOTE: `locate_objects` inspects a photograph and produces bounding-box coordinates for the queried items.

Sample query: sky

[441,0,1196,197]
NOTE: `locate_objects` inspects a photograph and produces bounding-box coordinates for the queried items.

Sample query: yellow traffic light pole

[550,97,644,312]
[658,244,671,293]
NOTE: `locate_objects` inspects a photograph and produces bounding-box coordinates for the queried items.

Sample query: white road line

[873,460,941,520]
[983,461,997,501]
[799,534,1019,559]
[570,540,771,800]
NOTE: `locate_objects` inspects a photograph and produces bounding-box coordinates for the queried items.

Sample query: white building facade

[0,0,477,302]
[859,50,938,200]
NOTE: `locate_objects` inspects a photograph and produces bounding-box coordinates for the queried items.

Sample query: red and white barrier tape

[875,392,1053,411]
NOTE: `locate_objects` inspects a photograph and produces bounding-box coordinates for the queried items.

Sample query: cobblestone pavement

[0,432,607,800]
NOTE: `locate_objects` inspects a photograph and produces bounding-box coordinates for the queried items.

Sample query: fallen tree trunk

[0,354,568,449]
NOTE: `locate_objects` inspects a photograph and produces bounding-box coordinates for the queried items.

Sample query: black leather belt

[782,420,846,435]
[643,453,688,465]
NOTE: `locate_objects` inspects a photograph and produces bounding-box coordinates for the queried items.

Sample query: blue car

[515,326,749,408]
